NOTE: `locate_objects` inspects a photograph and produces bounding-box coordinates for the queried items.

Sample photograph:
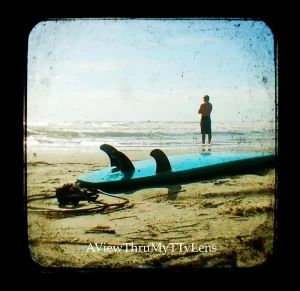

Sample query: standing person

[198,95,213,147]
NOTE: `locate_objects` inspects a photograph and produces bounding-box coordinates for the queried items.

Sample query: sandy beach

[26,147,276,270]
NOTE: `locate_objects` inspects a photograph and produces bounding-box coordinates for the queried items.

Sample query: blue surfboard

[76,144,275,192]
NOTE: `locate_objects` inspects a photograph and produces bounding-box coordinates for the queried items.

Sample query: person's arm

[198,104,203,114]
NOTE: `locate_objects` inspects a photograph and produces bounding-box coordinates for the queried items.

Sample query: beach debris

[213,180,229,186]
[171,222,200,229]
[202,201,224,208]
[223,205,273,217]
[127,237,170,241]
[109,215,137,221]
[127,234,192,241]
[228,216,247,219]
[85,225,116,234]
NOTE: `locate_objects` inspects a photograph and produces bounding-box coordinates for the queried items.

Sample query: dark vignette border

[14,13,288,279]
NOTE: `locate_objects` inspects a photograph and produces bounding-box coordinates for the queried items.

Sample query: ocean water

[25,120,276,153]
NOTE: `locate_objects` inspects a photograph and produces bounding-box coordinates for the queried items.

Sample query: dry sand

[26,148,276,270]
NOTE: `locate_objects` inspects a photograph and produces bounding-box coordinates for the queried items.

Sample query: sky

[27,18,276,123]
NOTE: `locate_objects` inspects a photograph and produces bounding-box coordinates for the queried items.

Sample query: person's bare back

[198,102,212,117]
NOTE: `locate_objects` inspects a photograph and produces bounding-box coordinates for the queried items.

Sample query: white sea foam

[25,120,276,152]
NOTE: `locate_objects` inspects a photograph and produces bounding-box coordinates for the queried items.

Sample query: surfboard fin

[100,144,120,168]
[150,149,172,174]
[110,150,135,172]
[100,144,135,172]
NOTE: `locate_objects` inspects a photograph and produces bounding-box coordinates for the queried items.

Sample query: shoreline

[26,145,275,164]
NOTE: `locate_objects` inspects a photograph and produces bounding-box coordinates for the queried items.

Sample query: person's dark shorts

[200,116,211,134]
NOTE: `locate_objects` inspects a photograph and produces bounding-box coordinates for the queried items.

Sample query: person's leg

[202,134,205,144]
[207,134,211,151]
[208,134,211,144]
